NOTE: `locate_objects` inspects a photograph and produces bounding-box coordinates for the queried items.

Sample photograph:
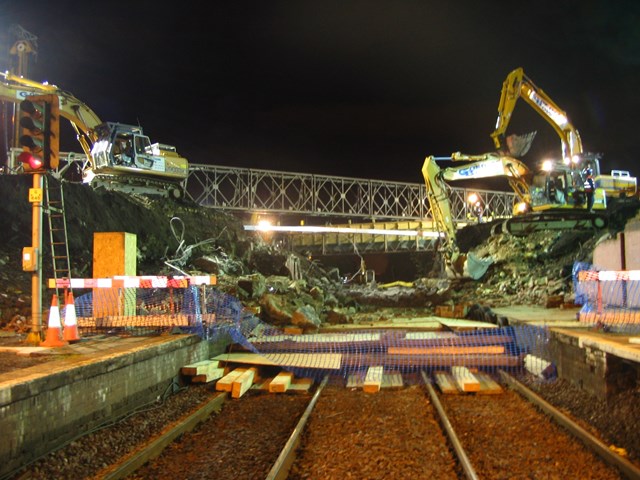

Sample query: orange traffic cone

[41,295,68,347]
[63,291,81,343]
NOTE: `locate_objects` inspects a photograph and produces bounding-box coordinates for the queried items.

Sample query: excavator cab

[528,167,572,209]
[526,162,606,212]
[87,122,188,197]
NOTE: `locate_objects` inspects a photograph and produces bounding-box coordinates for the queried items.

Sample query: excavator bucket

[464,253,494,280]
[445,252,493,280]
[506,131,537,157]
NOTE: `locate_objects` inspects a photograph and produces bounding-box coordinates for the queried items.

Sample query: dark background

[2,0,639,184]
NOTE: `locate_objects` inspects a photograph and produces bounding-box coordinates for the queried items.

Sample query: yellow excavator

[422,151,532,279]
[0,72,188,197]
[493,67,636,201]
[422,67,628,278]
[421,150,611,279]
[490,67,639,232]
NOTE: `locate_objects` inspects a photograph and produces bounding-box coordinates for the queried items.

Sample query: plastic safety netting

[232,322,553,382]
[68,285,213,337]
[67,285,554,381]
[574,262,640,333]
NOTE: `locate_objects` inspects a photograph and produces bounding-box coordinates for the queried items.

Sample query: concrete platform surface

[492,305,581,327]
[1,304,639,380]
[494,305,640,364]
[554,327,640,364]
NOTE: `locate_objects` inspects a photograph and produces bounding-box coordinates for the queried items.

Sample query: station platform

[492,305,640,365]
[2,305,640,380]
[0,333,210,478]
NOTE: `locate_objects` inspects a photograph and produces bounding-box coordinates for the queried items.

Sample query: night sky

[2,0,639,184]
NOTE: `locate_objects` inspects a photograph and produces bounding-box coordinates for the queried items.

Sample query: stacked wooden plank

[208,329,522,391]
[433,367,502,395]
[475,373,503,394]
[346,366,404,392]
[238,368,314,395]
[180,359,227,383]
[268,371,294,392]
[212,352,342,370]
[363,366,384,393]
[237,330,521,370]
[187,355,315,397]
[451,366,481,392]
[388,345,505,355]
[284,377,314,393]
[231,368,259,398]
[212,367,263,398]
[433,372,460,394]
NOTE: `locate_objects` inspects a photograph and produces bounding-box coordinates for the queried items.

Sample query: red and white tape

[48,275,216,289]
[578,270,640,282]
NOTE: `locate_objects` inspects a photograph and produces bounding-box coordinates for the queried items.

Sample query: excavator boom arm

[422,152,532,278]
[491,67,583,161]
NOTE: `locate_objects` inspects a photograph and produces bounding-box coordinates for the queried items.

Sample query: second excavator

[422,151,533,279]
[0,72,188,197]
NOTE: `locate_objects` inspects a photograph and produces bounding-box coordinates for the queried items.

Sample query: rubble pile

[456,229,603,308]
[1,173,639,332]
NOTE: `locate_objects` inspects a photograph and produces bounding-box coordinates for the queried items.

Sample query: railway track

[91,369,640,480]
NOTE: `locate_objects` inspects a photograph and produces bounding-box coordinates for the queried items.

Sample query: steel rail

[265,375,329,480]
[98,392,227,480]
[421,370,480,480]
[500,371,640,480]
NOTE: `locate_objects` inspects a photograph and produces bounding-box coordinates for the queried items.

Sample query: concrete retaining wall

[551,330,639,400]
[0,335,210,477]
[551,330,608,399]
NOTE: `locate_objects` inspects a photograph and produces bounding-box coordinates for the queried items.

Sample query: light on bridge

[256,219,273,231]
[244,224,442,238]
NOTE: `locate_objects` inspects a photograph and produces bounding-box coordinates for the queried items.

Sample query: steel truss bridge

[3,152,517,254]
[185,163,517,254]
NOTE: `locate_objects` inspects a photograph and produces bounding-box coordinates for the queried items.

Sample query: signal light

[17,94,59,172]
[17,150,44,170]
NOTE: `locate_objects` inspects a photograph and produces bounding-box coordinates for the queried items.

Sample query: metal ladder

[44,175,71,296]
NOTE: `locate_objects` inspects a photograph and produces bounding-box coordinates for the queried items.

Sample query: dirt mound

[0,175,249,278]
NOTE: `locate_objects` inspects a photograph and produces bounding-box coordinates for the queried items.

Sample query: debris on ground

[1,175,640,333]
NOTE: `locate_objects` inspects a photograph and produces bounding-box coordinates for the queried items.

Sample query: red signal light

[17,150,44,170]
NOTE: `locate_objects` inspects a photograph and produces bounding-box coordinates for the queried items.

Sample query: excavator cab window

[546,173,567,205]
[113,134,133,165]
[134,136,147,155]
[134,135,154,155]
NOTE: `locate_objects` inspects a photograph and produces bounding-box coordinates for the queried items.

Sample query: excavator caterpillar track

[90,173,184,199]
[498,210,608,236]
